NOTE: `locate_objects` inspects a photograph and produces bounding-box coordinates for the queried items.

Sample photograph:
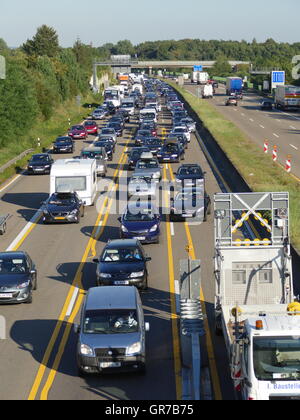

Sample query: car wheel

[26,293,33,304]
[33,277,37,291]
[137,363,146,375]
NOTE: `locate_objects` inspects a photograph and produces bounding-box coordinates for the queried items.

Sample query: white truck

[104,87,121,108]
[275,85,300,111]
[50,159,97,206]
[214,192,300,401]
[202,84,213,99]
[192,71,209,85]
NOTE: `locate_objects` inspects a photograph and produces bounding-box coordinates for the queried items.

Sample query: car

[75,286,149,375]
[134,129,152,146]
[27,153,54,175]
[92,108,107,120]
[80,146,107,177]
[53,136,74,154]
[168,133,188,150]
[110,116,125,128]
[42,190,85,224]
[0,251,37,304]
[171,126,191,143]
[103,101,116,115]
[94,138,115,160]
[100,128,117,144]
[93,239,151,290]
[174,164,205,189]
[127,147,150,170]
[128,175,157,198]
[180,118,196,133]
[225,97,238,106]
[133,155,162,182]
[107,122,123,137]
[170,187,211,222]
[68,125,88,140]
[261,100,273,110]
[141,137,163,155]
[119,202,161,244]
[83,120,98,136]
[140,122,157,137]
[157,138,185,163]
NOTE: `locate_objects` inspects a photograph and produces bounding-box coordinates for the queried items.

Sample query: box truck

[275,85,300,110]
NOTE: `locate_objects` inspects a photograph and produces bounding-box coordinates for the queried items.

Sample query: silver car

[80,146,107,177]
[75,286,149,375]
[133,156,162,182]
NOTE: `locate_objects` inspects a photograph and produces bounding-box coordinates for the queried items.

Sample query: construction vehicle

[214,192,300,400]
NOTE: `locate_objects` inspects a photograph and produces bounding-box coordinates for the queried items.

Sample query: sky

[0,0,299,47]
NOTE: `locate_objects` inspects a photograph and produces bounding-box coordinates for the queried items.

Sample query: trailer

[213,192,300,400]
[0,214,10,235]
[274,85,300,111]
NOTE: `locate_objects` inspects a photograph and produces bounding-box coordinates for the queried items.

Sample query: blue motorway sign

[272,71,285,83]
[193,65,203,72]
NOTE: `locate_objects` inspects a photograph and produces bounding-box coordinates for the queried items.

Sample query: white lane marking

[273,133,280,138]
[0,173,23,194]
[6,210,41,251]
[66,287,79,317]
[241,113,245,117]
[275,109,300,121]
[259,125,265,129]
[290,125,297,130]
[290,144,298,150]
[170,222,175,236]
[249,118,254,122]
[174,280,180,315]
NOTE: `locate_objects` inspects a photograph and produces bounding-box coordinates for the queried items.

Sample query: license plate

[54,217,66,220]
[100,362,121,368]
[135,237,145,241]
[0,294,13,298]
[164,158,170,160]
[183,214,193,218]
[114,281,129,285]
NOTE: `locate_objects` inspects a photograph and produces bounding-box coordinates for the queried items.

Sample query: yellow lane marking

[163,165,182,400]
[28,145,128,400]
[167,164,222,401]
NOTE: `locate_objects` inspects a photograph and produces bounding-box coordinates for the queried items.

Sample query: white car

[171,126,191,143]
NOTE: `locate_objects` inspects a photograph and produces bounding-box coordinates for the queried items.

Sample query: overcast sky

[1,0,299,47]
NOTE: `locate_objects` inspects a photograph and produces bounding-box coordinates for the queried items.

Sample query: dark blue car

[157,138,185,163]
[118,202,161,244]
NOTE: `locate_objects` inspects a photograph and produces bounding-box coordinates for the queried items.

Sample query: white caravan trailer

[50,159,97,206]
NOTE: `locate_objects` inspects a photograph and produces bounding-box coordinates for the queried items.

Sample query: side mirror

[73,324,80,334]
[118,217,122,223]
[93,258,99,264]
[145,256,152,262]
[145,322,150,332]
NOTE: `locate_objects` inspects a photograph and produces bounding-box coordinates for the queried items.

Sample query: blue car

[157,138,185,163]
[118,202,161,244]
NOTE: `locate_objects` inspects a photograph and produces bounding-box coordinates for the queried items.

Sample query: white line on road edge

[174,280,180,315]
[290,126,297,130]
[249,118,254,122]
[6,210,41,251]
[170,222,175,236]
[66,287,79,317]
[0,173,23,194]
[273,133,280,138]
[290,144,298,150]
[259,125,265,129]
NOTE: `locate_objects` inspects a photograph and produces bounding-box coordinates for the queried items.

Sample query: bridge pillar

[148,66,153,76]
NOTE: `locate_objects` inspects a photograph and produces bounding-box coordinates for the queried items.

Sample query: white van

[139,108,157,124]
[50,159,97,206]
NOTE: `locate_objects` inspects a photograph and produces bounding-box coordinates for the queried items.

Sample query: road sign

[193,65,203,72]
[271,71,285,89]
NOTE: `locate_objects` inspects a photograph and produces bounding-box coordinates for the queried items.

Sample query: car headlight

[28,165,33,169]
[121,225,128,233]
[70,209,78,215]
[99,273,112,278]
[80,344,94,356]
[17,280,30,289]
[149,224,158,232]
[98,165,104,171]
[130,271,144,278]
[126,342,141,355]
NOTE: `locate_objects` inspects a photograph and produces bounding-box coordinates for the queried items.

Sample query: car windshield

[0,257,27,275]
[31,155,48,162]
[83,310,138,334]
[102,129,114,134]
[85,121,96,126]
[56,140,70,145]
[101,247,143,263]
[81,151,104,160]
[253,336,300,381]
[136,160,159,169]
[72,126,83,130]
[124,208,156,222]
[48,193,76,205]
[163,144,178,153]
[178,167,203,176]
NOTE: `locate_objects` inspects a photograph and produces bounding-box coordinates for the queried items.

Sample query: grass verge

[168,81,300,252]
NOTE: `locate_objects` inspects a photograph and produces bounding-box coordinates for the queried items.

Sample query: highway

[0,93,237,400]
[185,82,300,180]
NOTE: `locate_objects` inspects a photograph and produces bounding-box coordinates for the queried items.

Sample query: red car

[84,120,98,136]
[68,125,87,139]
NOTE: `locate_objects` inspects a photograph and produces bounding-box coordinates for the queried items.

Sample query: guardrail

[0,149,34,174]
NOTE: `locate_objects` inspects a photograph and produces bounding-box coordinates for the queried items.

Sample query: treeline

[0,26,103,148]
[97,38,300,84]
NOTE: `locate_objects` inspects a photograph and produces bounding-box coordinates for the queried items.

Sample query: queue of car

[1,74,212,377]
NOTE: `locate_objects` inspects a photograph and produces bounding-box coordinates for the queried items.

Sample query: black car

[174,164,205,188]
[134,129,152,146]
[27,154,54,175]
[53,136,74,154]
[93,239,151,290]
[42,191,84,224]
[142,137,163,155]
[261,100,273,110]
[107,122,123,137]
[0,251,37,304]
[127,147,150,170]
[94,138,115,160]
[157,138,185,163]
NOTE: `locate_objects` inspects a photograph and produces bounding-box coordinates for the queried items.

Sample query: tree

[22,25,60,57]
[211,55,232,77]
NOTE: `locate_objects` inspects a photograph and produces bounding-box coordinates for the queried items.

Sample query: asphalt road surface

[0,100,235,400]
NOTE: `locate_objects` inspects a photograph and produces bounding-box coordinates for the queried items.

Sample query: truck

[213,192,300,401]
[274,85,300,111]
[226,77,243,97]
[50,159,97,206]
[191,71,209,85]
[202,84,213,99]
[104,87,121,108]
